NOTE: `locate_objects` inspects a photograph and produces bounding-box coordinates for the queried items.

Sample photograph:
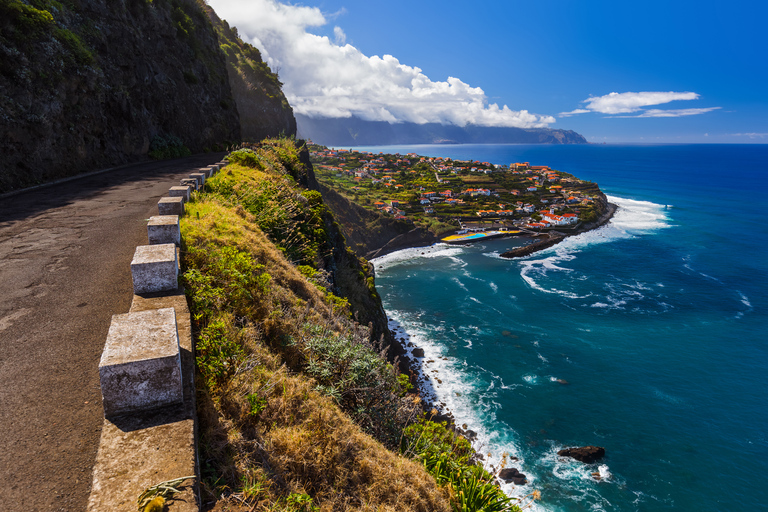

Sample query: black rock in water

[557,446,606,464]
[498,467,527,485]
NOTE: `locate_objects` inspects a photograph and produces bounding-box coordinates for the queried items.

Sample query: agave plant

[452,474,519,512]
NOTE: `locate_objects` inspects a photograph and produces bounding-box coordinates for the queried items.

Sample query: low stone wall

[87,161,228,511]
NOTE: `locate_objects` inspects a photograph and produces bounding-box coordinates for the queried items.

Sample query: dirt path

[0,154,222,511]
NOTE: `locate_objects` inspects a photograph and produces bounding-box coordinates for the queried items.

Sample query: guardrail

[87,161,227,511]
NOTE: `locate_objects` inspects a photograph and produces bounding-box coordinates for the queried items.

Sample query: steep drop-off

[206,7,296,142]
[318,183,438,260]
[182,140,524,511]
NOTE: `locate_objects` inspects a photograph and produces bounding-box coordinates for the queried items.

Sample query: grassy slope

[181,140,450,511]
[181,138,528,512]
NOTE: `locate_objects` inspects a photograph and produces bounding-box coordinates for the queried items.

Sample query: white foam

[738,291,753,309]
[597,464,612,481]
[516,195,674,303]
[606,195,673,234]
[384,311,549,509]
[523,374,539,384]
[371,243,466,269]
[451,276,469,292]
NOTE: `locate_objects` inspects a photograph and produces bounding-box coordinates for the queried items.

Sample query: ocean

[347,144,768,511]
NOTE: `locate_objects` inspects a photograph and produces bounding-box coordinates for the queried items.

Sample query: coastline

[500,201,617,259]
[369,200,618,264]
[371,200,618,490]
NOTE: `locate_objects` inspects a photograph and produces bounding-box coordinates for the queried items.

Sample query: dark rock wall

[0,0,240,193]
[317,183,437,260]
[206,8,296,142]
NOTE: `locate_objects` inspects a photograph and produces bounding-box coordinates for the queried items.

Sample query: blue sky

[208,0,768,143]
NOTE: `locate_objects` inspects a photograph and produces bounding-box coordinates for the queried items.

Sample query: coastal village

[309,144,606,241]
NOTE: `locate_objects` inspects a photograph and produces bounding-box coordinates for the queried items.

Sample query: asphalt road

[0,154,224,511]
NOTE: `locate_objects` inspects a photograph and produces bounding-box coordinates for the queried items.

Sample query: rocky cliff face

[317,183,437,260]
[0,0,241,193]
[206,8,296,142]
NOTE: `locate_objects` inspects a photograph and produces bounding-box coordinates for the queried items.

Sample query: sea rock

[498,467,527,485]
[557,446,606,464]
[412,348,425,358]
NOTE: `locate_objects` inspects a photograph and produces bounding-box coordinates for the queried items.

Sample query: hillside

[296,114,587,146]
[183,138,532,511]
[205,7,296,142]
[0,0,238,192]
[0,0,295,194]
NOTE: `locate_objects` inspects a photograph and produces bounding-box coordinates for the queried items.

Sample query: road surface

[0,154,223,511]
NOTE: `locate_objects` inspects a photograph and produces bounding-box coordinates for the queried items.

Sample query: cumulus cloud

[560,91,719,118]
[207,0,554,128]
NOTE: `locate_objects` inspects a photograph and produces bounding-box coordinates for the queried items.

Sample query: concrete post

[130,244,178,294]
[147,215,180,245]
[179,178,198,191]
[98,308,183,417]
[168,185,191,202]
[158,196,184,216]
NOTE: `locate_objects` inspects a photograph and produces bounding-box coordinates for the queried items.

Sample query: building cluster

[310,146,596,229]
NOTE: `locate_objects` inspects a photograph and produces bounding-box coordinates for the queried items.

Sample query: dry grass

[182,180,451,511]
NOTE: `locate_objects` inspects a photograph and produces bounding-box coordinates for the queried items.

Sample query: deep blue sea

[348,144,768,511]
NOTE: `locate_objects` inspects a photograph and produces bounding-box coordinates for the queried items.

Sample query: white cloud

[207,0,554,128]
[559,91,719,118]
[730,132,768,139]
[617,107,721,118]
[333,26,346,45]
[585,91,700,114]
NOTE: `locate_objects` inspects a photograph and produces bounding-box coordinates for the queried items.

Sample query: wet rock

[412,348,425,358]
[498,467,527,485]
[557,446,605,464]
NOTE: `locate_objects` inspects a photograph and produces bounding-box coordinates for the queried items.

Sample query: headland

[310,144,616,259]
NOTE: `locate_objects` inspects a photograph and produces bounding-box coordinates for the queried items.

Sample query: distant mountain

[296,115,587,146]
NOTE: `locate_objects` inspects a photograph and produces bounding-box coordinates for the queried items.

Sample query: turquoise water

[356,144,768,511]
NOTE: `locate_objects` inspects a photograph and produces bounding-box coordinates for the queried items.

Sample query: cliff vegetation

[205,7,296,142]
[181,138,532,511]
[0,0,240,193]
[0,0,296,194]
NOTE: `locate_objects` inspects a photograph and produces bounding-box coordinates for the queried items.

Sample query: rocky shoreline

[500,201,617,259]
[375,200,619,490]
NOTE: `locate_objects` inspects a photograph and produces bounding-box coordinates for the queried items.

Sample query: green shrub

[0,0,54,38]
[299,323,410,447]
[172,5,194,38]
[196,317,244,390]
[227,148,261,168]
[148,133,191,159]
